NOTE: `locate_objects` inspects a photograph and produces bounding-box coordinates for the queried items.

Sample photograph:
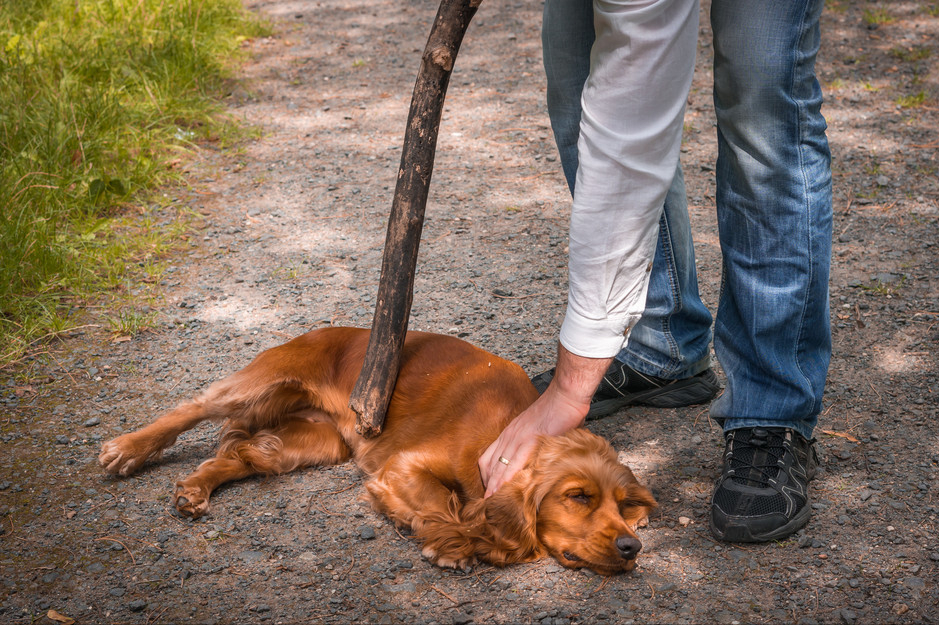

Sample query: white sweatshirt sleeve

[559,0,700,358]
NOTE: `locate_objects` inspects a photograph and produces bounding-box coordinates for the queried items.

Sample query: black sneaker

[710,427,818,543]
[530,361,721,420]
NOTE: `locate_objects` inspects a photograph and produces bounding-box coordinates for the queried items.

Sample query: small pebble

[128,600,148,612]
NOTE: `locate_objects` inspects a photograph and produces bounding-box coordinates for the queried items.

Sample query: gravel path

[1,1,937,623]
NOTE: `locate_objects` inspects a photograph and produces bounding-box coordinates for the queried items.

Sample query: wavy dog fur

[99,328,656,574]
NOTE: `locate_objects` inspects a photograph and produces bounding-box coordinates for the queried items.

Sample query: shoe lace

[729,428,786,488]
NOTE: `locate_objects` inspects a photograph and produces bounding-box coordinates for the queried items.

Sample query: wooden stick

[349,0,482,438]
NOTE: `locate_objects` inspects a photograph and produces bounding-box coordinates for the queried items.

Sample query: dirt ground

[2,1,938,623]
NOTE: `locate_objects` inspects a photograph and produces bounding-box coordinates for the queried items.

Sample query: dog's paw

[174,483,210,519]
[99,436,157,476]
[422,545,477,570]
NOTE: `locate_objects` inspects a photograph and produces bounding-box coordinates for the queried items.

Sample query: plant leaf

[47,610,75,625]
[89,178,107,199]
[820,429,859,443]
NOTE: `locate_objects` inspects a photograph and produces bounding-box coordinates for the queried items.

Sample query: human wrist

[548,344,612,416]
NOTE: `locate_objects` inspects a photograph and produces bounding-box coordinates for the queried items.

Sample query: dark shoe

[530,361,721,420]
[710,427,818,543]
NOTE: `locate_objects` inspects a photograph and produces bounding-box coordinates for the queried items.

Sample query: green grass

[889,46,933,63]
[862,7,895,25]
[0,0,268,366]
[896,91,928,109]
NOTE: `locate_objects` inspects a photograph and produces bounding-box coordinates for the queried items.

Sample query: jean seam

[658,210,683,375]
[793,0,819,418]
[623,212,685,378]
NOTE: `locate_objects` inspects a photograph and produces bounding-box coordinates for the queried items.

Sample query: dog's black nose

[616,535,642,561]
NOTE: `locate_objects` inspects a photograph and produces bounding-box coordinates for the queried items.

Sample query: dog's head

[486,429,656,575]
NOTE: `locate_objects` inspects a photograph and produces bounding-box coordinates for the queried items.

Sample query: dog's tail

[217,428,285,474]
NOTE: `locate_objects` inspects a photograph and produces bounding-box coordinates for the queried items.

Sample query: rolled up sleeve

[560,0,699,358]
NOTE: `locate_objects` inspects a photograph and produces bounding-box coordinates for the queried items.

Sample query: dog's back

[341,329,538,483]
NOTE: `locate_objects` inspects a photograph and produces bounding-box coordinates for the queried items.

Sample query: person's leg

[541,0,715,416]
[542,0,593,196]
[709,0,832,542]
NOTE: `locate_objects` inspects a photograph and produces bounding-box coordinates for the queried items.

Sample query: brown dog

[99,328,656,574]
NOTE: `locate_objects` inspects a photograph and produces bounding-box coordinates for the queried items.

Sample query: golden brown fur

[99,327,656,574]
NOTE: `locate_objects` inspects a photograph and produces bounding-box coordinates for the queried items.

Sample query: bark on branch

[348,0,482,438]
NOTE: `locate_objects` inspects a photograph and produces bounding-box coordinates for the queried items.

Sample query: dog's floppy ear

[624,482,657,510]
[619,470,658,528]
[477,455,548,566]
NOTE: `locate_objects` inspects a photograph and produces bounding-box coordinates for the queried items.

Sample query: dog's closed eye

[566,490,592,505]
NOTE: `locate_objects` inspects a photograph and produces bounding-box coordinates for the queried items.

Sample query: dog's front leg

[365,460,482,569]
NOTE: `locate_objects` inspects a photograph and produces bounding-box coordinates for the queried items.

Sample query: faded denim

[542,0,832,437]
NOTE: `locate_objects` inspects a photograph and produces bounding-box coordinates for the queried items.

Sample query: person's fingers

[481,431,508,492]
[478,439,498,485]
[481,405,526,480]
[481,361,597,496]
[485,435,535,497]
[484,450,513,497]
[480,434,509,494]
[484,447,510,496]
[482,414,538,496]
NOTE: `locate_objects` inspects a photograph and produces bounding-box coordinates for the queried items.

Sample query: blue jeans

[542,0,832,439]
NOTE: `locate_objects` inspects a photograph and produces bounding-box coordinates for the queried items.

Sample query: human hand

[478,346,612,497]
[478,386,587,497]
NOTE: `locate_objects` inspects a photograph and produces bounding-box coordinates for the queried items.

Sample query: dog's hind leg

[98,361,302,477]
[99,400,210,477]
[174,414,351,518]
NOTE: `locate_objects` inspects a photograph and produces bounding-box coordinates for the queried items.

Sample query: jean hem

[716,418,816,442]
[615,353,712,381]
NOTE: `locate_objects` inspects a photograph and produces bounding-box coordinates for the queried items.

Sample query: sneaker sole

[709,500,813,543]
[587,369,721,420]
